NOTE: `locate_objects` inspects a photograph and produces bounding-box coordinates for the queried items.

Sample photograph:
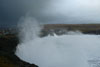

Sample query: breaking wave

[15,17,100,67]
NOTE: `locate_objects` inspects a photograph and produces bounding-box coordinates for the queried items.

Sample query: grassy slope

[44,24,100,32]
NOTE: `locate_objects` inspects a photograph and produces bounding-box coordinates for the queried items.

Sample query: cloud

[38,0,100,24]
[0,0,100,25]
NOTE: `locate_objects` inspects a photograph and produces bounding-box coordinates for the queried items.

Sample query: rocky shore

[0,36,38,67]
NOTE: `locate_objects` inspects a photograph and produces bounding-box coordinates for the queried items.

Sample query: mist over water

[17,16,42,43]
[16,17,100,67]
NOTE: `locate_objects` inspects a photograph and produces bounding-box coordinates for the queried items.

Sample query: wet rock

[0,36,38,67]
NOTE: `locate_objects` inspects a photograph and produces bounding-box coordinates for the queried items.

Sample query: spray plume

[17,16,42,43]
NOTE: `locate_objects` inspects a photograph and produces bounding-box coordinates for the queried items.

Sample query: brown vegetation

[44,24,100,31]
[43,24,100,34]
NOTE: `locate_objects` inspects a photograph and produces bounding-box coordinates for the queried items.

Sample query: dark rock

[0,36,38,67]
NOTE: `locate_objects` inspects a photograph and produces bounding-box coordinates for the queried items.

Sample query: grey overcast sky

[0,0,100,27]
